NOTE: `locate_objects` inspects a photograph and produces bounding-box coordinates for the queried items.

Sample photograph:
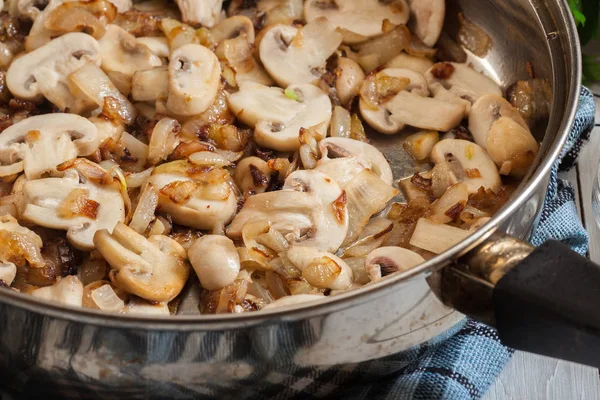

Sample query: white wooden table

[482,86,600,399]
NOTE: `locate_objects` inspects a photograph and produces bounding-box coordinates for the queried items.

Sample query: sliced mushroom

[136,36,170,58]
[99,24,162,78]
[227,169,348,253]
[218,34,274,87]
[7,32,101,113]
[188,235,240,291]
[406,0,445,47]
[30,275,84,307]
[258,18,342,87]
[147,160,238,232]
[233,156,272,194]
[175,0,222,28]
[0,114,99,179]
[359,68,429,134]
[21,166,126,250]
[469,94,539,177]
[122,296,170,315]
[7,0,46,20]
[385,52,434,74]
[386,90,466,132]
[335,57,365,107]
[317,137,393,185]
[167,44,221,117]
[228,82,332,151]
[286,246,353,290]
[424,62,502,106]
[25,0,116,51]
[94,222,190,302]
[131,66,169,102]
[68,62,137,125]
[0,262,16,286]
[304,0,409,43]
[430,139,501,193]
[261,293,324,310]
[365,246,425,282]
[210,15,255,43]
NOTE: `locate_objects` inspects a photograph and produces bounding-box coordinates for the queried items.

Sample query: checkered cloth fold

[327,87,595,400]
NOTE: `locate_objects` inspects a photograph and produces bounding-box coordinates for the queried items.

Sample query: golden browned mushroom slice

[261,294,324,310]
[6,32,100,113]
[259,18,342,87]
[175,0,223,28]
[304,0,410,43]
[286,246,353,290]
[0,114,99,179]
[20,164,126,250]
[317,137,393,185]
[406,0,445,47]
[99,25,162,78]
[227,169,348,253]
[424,62,502,107]
[228,82,332,151]
[166,44,221,117]
[94,222,190,302]
[469,94,539,177]
[30,275,84,307]
[365,246,425,282]
[430,138,501,193]
[359,68,429,134]
[147,159,238,232]
[188,235,240,290]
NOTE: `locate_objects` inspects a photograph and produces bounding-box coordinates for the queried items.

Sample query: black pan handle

[441,235,600,367]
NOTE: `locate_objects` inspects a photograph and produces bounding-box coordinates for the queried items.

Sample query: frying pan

[0,0,593,398]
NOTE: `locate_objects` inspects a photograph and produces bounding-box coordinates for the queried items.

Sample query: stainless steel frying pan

[0,0,589,398]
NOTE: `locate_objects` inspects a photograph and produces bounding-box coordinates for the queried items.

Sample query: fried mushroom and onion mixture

[0,0,549,314]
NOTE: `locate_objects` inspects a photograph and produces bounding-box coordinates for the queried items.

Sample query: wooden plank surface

[483,87,600,400]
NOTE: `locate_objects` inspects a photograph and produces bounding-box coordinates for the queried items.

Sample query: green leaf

[569,0,587,26]
[578,0,600,46]
[582,54,600,83]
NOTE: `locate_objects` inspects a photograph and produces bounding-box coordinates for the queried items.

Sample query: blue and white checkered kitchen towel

[327,87,595,400]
